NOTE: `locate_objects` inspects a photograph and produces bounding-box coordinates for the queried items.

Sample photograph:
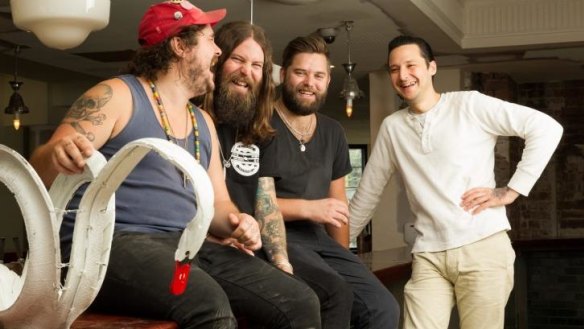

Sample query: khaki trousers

[403,231,515,329]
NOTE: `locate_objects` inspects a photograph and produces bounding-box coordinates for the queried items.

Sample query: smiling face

[281,52,330,116]
[222,37,264,96]
[214,37,264,128]
[388,43,437,107]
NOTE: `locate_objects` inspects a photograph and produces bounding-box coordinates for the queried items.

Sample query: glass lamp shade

[10,0,111,50]
[5,91,29,115]
[340,75,362,100]
[339,75,363,117]
[5,91,29,131]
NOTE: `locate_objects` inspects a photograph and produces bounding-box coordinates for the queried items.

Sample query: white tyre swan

[0,138,213,329]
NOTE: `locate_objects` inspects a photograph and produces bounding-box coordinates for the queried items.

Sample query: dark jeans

[198,237,321,329]
[286,222,400,329]
[92,231,320,329]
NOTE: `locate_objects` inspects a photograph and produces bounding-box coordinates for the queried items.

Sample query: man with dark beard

[258,35,401,329]
[206,23,357,329]
[202,21,324,327]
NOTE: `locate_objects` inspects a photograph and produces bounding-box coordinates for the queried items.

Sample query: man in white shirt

[349,35,563,329]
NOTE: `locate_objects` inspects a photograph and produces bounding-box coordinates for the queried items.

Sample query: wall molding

[463,0,584,48]
[408,0,584,49]
[410,0,465,42]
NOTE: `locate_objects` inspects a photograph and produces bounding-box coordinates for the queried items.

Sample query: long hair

[124,25,205,82]
[281,34,331,71]
[204,21,275,145]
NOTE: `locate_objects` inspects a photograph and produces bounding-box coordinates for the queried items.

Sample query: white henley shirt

[349,91,563,252]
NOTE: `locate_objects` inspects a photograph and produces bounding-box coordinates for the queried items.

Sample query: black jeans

[286,222,401,329]
[198,237,321,329]
[92,231,321,329]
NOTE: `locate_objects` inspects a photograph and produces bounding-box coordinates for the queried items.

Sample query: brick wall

[472,74,584,239]
[472,74,584,328]
[517,80,584,238]
[472,73,516,189]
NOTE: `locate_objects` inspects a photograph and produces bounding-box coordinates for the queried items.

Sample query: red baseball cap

[138,0,226,47]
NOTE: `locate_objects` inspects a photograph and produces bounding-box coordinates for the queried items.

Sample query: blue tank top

[60,74,212,252]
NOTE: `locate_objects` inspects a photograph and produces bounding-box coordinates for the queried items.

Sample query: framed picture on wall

[346,144,372,253]
[346,144,366,199]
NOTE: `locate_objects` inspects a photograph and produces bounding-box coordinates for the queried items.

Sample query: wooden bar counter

[359,246,413,284]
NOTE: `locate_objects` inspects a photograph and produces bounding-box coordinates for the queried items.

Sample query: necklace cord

[148,80,201,161]
[276,107,313,152]
[218,128,238,169]
[276,107,314,143]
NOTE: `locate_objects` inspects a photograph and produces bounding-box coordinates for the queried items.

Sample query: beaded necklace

[148,80,200,161]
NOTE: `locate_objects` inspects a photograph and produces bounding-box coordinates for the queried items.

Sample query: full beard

[213,72,258,129]
[281,82,326,116]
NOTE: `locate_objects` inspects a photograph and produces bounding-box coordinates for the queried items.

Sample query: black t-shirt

[261,112,352,200]
[216,124,265,215]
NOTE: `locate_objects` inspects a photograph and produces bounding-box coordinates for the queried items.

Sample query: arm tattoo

[493,187,508,199]
[63,83,112,141]
[255,177,288,261]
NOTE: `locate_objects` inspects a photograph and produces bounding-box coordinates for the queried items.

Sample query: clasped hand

[308,198,348,228]
[208,213,262,256]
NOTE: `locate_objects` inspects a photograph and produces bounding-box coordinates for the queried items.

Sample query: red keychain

[170,260,191,295]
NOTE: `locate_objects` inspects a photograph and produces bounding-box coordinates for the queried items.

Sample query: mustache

[282,82,326,116]
[298,86,317,94]
[227,72,254,87]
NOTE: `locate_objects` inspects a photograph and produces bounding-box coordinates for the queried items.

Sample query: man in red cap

[30,1,319,328]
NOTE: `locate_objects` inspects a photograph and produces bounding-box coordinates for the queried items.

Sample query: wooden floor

[72,313,178,329]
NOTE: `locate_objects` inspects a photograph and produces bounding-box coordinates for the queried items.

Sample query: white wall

[320,82,371,145]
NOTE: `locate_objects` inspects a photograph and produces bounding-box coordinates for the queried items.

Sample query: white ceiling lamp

[339,21,364,118]
[10,0,111,50]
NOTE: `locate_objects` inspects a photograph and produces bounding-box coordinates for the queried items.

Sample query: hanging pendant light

[10,0,111,50]
[4,46,29,131]
[339,21,364,118]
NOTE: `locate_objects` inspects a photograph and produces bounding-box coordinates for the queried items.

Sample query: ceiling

[0,0,583,106]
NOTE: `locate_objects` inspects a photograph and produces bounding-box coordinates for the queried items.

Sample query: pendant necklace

[276,107,314,152]
[149,79,200,186]
[219,128,238,169]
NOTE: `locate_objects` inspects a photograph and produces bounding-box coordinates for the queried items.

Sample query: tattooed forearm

[493,187,508,199]
[256,177,289,262]
[263,221,285,255]
[63,83,112,141]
